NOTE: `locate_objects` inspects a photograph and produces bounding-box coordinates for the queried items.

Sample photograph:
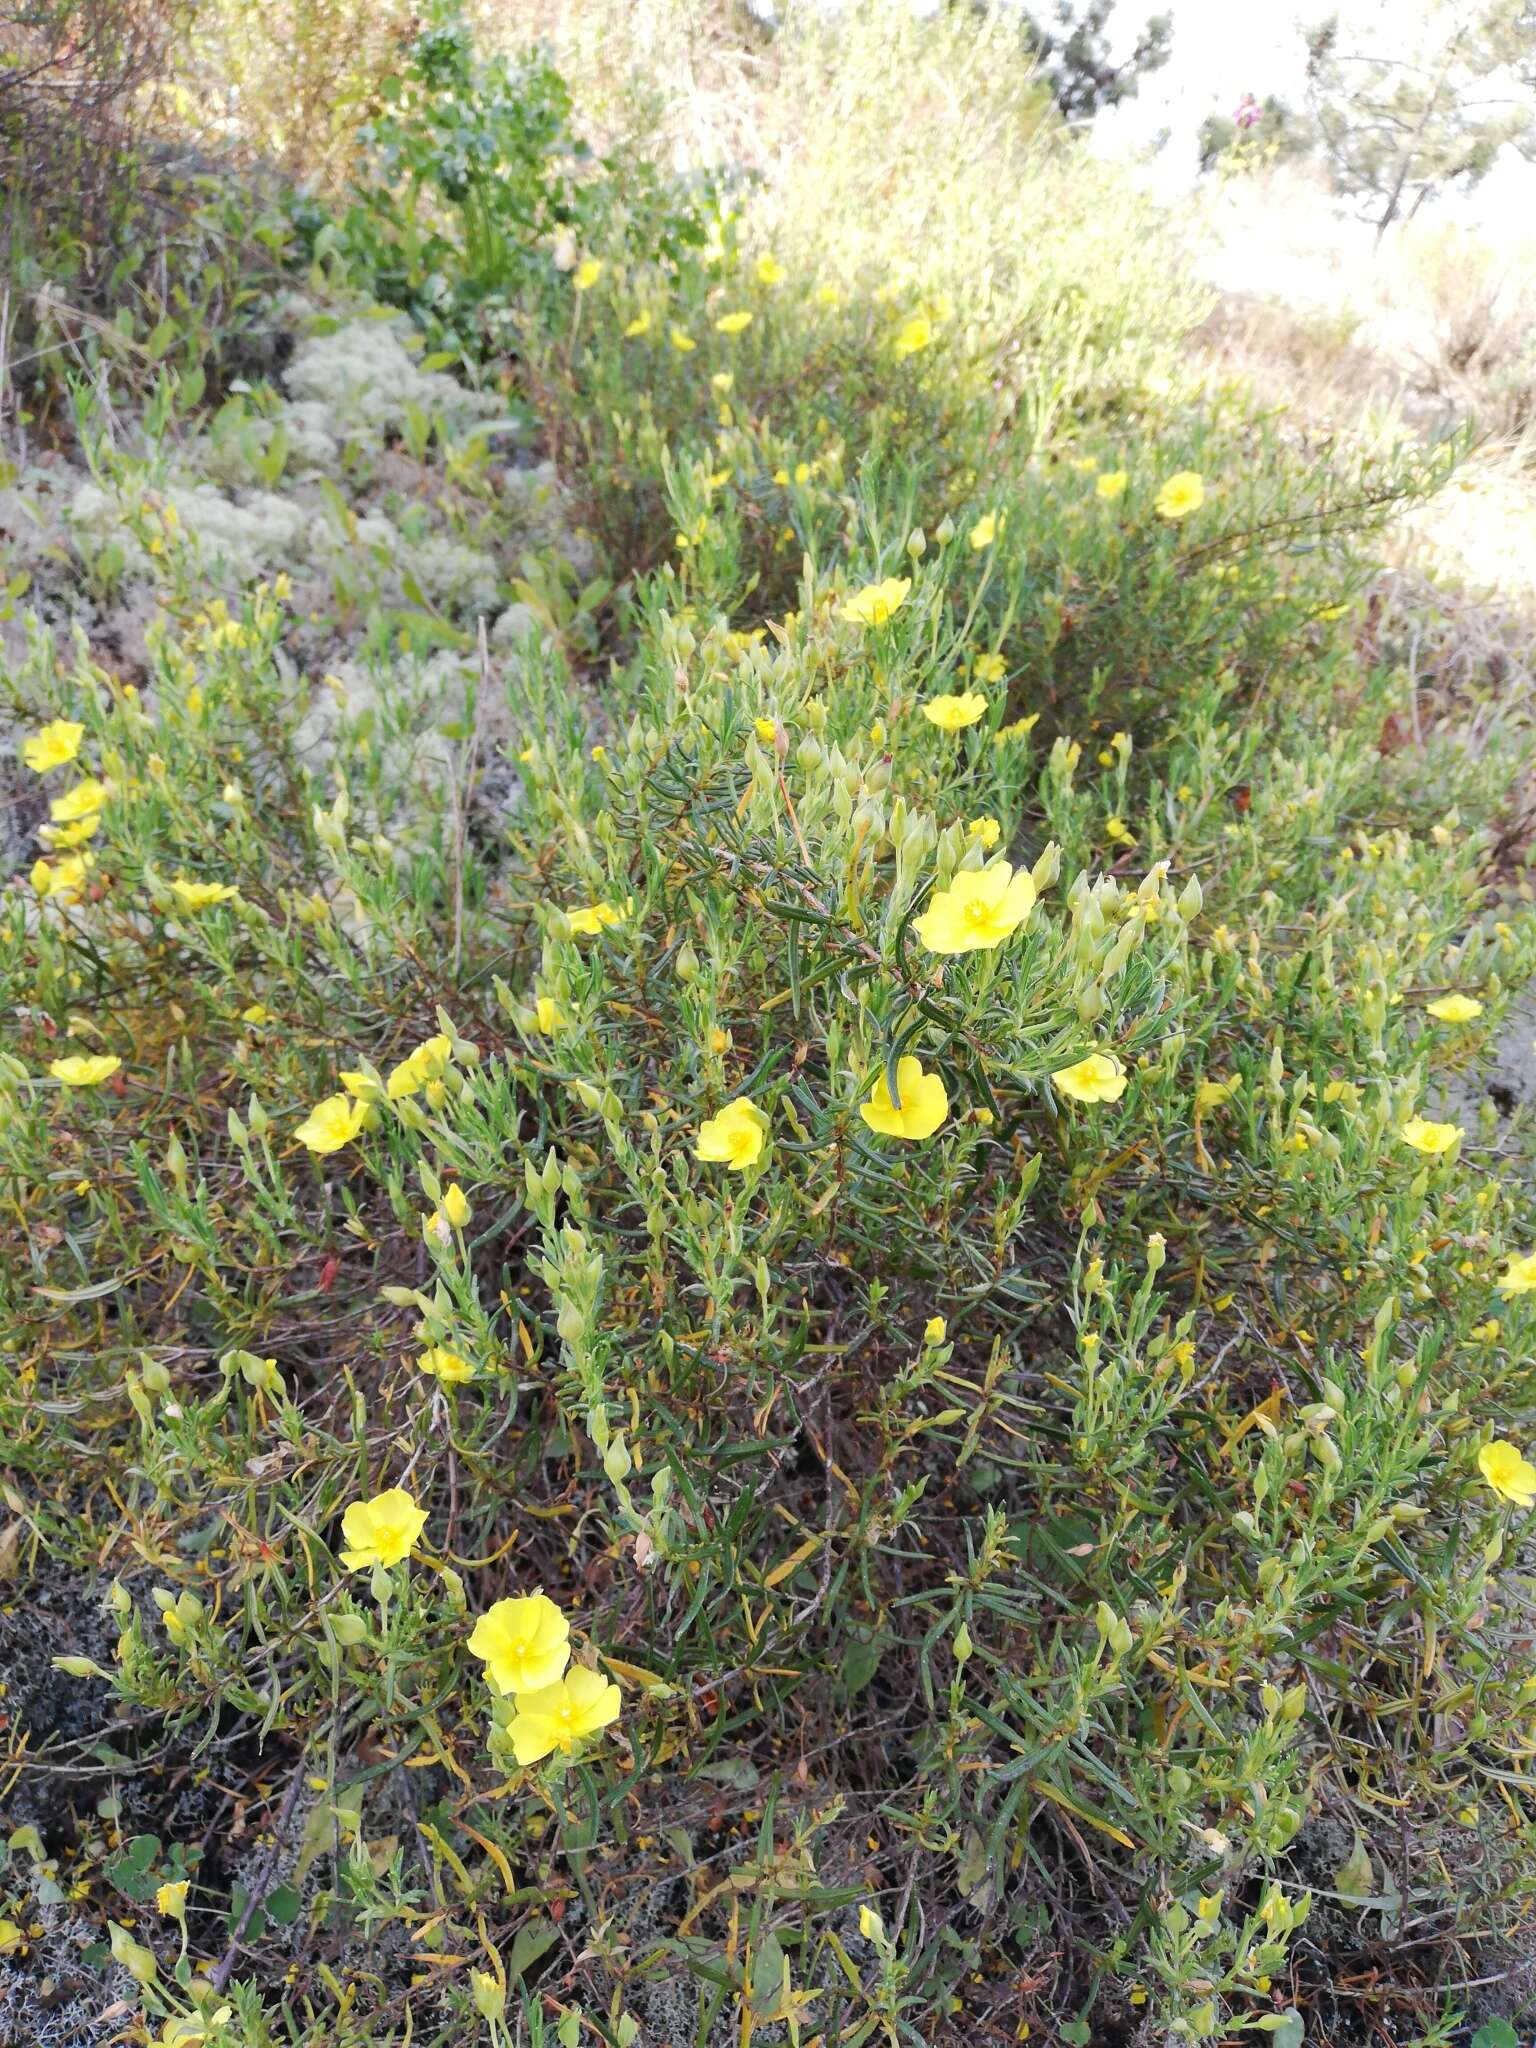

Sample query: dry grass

[1185,161,1536,646]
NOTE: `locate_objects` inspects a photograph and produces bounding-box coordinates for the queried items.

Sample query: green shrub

[298,3,717,370]
[5,7,1536,2046]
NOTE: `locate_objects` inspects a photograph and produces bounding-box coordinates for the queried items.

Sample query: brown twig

[210,1756,308,1992]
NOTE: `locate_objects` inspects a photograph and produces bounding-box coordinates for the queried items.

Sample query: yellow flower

[469,1591,571,1695]
[418,1345,475,1383]
[160,2016,228,2047]
[1426,993,1483,1023]
[1497,1250,1536,1296]
[507,1665,621,1765]
[533,995,566,1032]
[695,1096,769,1170]
[573,258,602,291]
[892,313,932,359]
[567,901,623,937]
[41,812,100,849]
[50,777,108,824]
[1400,1115,1461,1155]
[23,719,84,772]
[670,326,696,352]
[967,816,1001,849]
[995,714,1041,744]
[1479,1439,1536,1507]
[859,1904,885,1942]
[1052,1052,1127,1104]
[914,862,1035,955]
[386,1033,453,1099]
[972,652,1007,684]
[756,255,785,286]
[923,691,987,731]
[623,309,652,337]
[169,874,239,911]
[968,512,998,550]
[1155,471,1205,520]
[339,1486,427,1569]
[861,1055,949,1141]
[294,1093,368,1154]
[839,576,910,627]
[49,1054,121,1087]
[155,1880,189,1918]
[1096,470,1128,500]
[471,1971,507,2022]
[0,1919,20,1955]
[421,1182,471,1247]
[32,851,94,901]
[715,310,752,334]
[754,717,779,743]
[1195,1077,1237,1110]
[924,1316,947,1345]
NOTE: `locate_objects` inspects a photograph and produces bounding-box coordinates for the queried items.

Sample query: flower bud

[1030,841,1061,892]
[472,1969,507,2021]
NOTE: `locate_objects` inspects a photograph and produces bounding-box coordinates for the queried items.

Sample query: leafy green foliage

[4,8,1536,2048]
[299,3,716,367]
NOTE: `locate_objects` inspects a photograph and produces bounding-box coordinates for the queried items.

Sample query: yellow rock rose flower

[968,513,997,550]
[23,719,84,772]
[923,691,987,732]
[49,1053,121,1086]
[1497,1250,1536,1296]
[695,1096,769,1170]
[469,1591,571,1695]
[567,901,623,938]
[1400,1116,1461,1156]
[1052,1051,1127,1104]
[861,1055,949,1141]
[892,313,931,359]
[50,777,108,824]
[386,1033,453,1099]
[339,1486,427,1569]
[839,576,910,627]
[914,862,1035,955]
[294,1094,368,1154]
[507,1665,621,1765]
[1479,1439,1536,1507]
[32,851,94,901]
[1426,994,1483,1023]
[169,875,239,911]
[715,310,752,334]
[418,1345,475,1383]
[1096,470,1128,500]
[1155,470,1205,520]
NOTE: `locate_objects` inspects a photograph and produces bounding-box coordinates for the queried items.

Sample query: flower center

[965,900,992,926]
